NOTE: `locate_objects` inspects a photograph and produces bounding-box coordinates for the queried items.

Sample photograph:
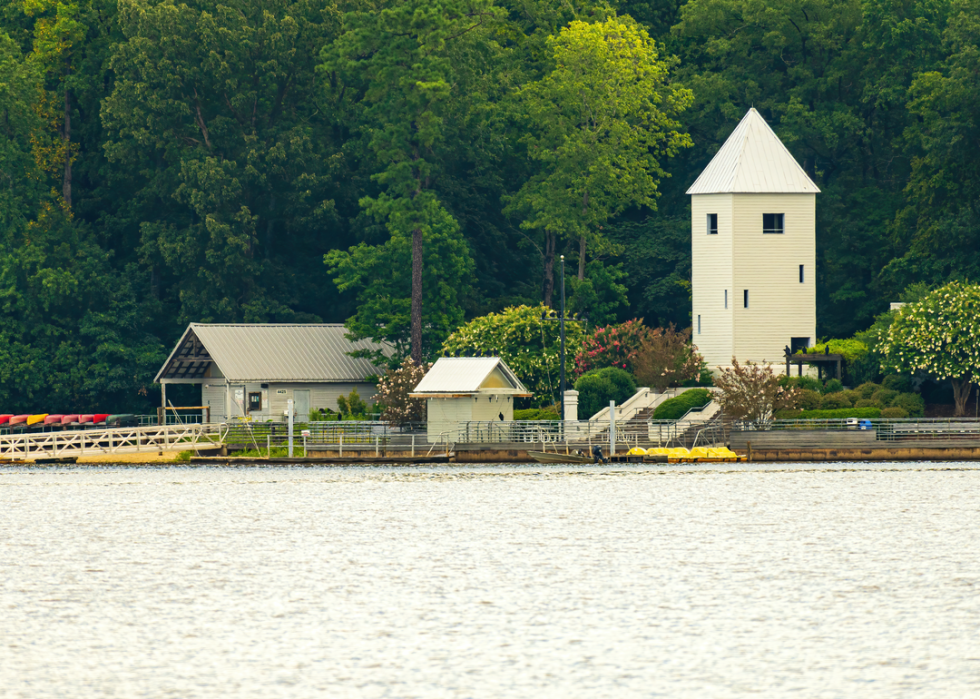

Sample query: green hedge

[514,408,559,421]
[575,367,637,418]
[775,407,882,419]
[653,388,713,420]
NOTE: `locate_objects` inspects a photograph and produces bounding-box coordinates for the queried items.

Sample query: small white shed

[410,357,532,441]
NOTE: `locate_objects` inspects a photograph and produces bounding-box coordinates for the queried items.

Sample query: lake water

[2,463,980,698]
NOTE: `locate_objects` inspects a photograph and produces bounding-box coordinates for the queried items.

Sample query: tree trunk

[952,378,972,417]
[542,231,555,308]
[62,87,71,208]
[411,226,423,364]
[578,235,586,281]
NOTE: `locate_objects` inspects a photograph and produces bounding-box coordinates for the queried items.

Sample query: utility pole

[559,255,566,420]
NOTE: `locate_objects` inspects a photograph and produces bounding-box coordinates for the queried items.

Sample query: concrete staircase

[589,387,695,423]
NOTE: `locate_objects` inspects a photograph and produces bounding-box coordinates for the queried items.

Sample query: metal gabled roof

[687,108,820,195]
[411,357,530,395]
[154,323,391,383]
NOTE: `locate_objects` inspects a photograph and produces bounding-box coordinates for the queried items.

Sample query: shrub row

[653,388,713,420]
[775,408,883,419]
[514,407,560,421]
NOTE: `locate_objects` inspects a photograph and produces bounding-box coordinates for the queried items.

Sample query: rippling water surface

[2,463,980,698]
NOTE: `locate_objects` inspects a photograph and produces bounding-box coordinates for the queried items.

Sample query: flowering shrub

[442,305,586,406]
[880,281,980,415]
[714,359,800,425]
[632,324,704,392]
[573,319,650,377]
[376,358,431,425]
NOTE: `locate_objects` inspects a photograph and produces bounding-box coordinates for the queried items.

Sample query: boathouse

[688,108,819,372]
[410,357,531,441]
[154,324,390,421]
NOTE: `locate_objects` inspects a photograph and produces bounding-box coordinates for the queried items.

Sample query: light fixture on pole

[540,256,587,420]
[560,255,566,420]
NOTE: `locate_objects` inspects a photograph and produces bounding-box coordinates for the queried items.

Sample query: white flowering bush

[376,358,431,425]
[880,281,980,416]
[442,304,587,406]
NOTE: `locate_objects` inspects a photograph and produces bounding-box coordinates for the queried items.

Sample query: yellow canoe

[27,414,49,426]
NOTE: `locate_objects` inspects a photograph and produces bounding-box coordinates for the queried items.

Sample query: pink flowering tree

[573,319,650,377]
[376,358,431,425]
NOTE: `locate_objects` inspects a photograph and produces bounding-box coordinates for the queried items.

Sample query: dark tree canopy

[0,0,972,412]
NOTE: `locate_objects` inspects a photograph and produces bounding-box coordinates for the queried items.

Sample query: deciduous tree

[879,281,980,416]
[632,324,703,392]
[506,16,692,305]
[442,304,587,406]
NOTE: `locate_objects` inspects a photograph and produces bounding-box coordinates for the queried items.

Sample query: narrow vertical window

[724,289,728,308]
[744,290,749,308]
[763,213,785,234]
[698,315,701,334]
[707,213,718,235]
[799,264,804,283]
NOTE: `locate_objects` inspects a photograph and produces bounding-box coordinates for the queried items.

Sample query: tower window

[707,213,718,235]
[724,289,728,308]
[698,315,701,334]
[744,290,749,308]
[799,264,804,283]
[763,213,784,234]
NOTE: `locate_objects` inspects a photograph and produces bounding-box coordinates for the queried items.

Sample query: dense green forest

[1,0,978,412]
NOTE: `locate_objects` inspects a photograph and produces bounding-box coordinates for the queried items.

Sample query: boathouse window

[698,315,701,334]
[724,289,728,308]
[707,213,718,235]
[248,392,262,412]
[763,213,784,234]
[799,264,804,283]
[744,290,749,308]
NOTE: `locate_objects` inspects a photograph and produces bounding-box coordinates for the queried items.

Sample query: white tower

[687,108,819,372]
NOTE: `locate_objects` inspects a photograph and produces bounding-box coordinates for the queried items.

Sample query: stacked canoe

[0,414,137,434]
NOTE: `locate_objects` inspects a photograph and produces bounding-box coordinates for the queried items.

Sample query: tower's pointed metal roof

[686,108,820,195]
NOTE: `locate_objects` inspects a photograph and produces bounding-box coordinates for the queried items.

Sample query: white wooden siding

[691,194,735,370]
[732,193,816,366]
[269,382,378,419]
[203,381,377,421]
[427,397,473,441]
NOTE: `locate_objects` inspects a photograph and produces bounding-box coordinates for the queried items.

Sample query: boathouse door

[294,390,310,421]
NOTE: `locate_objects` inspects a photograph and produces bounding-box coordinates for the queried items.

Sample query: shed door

[294,390,310,421]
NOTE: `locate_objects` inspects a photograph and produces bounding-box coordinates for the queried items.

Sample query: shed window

[799,264,804,283]
[743,290,749,308]
[707,213,718,235]
[763,213,784,234]
[724,289,728,308]
[698,315,701,334]
[248,392,262,412]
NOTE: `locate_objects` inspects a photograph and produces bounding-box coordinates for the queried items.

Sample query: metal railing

[0,423,227,459]
[735,417,980,443]
[451,418,727,450]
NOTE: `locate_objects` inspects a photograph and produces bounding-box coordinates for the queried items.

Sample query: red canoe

[9,415,28,425]
[61,415,80,425]
[0,415,12,425]
[92,414,109,424]
[78,415,94,424]
[44,415,65,425]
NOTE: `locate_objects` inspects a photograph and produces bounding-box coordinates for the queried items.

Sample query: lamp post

[541,255,586,421]
[560,255,566,420]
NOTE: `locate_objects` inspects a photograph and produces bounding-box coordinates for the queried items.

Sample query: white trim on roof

[411,357,531,396]
[687,108,820,195]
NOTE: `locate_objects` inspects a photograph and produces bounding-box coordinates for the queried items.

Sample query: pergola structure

[784,347,843,380]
